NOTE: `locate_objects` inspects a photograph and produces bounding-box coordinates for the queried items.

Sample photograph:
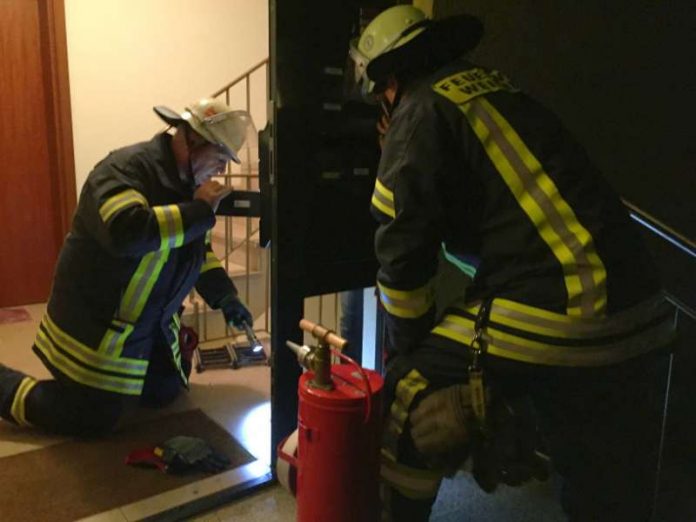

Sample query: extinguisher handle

[330,348,373,424]
[300,319,349,352]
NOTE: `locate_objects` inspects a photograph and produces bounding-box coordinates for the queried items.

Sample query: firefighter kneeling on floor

[346,6,677,521]
[0,98,254,436]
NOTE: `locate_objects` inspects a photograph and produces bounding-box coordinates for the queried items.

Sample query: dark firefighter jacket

[33,133,237,395]
[371,60,676,366]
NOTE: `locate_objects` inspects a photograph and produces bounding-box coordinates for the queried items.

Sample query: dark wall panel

[445,1,695,236]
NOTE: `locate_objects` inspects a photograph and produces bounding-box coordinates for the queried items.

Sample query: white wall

[65,0,269,193]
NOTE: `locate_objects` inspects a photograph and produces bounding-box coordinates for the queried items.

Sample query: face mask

[190,145,229,186]
[185,127,232,187]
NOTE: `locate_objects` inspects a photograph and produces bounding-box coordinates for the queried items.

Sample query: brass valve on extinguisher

[286,319,349,390]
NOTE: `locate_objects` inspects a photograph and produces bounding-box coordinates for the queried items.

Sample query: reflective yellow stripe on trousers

[10,377,38,426]
[383,369,429,462]
[34,317,147,395]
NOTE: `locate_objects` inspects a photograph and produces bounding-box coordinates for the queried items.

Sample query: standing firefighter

[347,6,676,521]
[0,98,254,436]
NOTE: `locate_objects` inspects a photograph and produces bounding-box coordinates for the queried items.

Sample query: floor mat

[0,408,255,522]
[0,307,31,324]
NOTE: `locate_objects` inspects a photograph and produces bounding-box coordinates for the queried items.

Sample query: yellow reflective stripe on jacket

[381,456,443,500]
[10,377,38,427]
[467,98,606,317]
[383,369,429,462]
[201,249,223,274]
[35,328,145,395]
[378,280,435,319]
[98,319,135,357]
[118,250,170,323]
[40,315,148,375]
[434,83,607,317]
[99,250,170,357]
[99,189,148,223]
[372,178,396,218]
[433,298,676,367]
[482,296,671,339]
[153,205,185,250]
[169,316,187,383]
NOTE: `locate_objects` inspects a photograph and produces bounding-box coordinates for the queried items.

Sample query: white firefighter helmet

[348,5,429,95]
[154,98,253,164]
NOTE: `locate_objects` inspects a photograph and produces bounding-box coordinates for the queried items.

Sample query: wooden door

[0,0,76,307]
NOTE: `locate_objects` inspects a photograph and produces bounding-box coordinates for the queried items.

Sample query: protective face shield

[187,113,259,187]
[154,99,254,164]
[345,5,429,100]
[188,140,234,187]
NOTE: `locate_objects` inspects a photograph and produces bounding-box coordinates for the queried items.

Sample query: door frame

[38,0,76,241]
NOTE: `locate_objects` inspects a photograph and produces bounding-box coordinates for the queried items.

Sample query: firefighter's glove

[157,436,230,474]
[409,384,472,457]
[221,295,253,329]
[470,394,549,493]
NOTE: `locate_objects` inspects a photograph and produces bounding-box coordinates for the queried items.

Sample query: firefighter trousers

[380,333,669,522]
[0,338,190,437]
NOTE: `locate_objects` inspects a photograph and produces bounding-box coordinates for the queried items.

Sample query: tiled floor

[0,303,291,522]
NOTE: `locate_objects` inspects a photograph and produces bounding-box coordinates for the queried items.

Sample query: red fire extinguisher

[277,319,384,522]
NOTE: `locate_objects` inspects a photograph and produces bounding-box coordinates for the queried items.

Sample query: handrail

[211,58,269,98]
[623,199,696,259]
[665,294,696,321]
[622,199,696,320]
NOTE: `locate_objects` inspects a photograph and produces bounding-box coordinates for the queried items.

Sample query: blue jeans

[340,289,363,363]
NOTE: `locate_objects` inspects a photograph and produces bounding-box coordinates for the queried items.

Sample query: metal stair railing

[188,58,270,344]
[623,200,696,520]
[623,199,696,319]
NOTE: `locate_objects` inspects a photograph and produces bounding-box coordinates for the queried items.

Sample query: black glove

[157,436,231,474]
[470,392,549,493]
[221,295,253,328]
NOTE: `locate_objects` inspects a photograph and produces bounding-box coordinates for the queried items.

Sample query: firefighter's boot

[0,363,37,425]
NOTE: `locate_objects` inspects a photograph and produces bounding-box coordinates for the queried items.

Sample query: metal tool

[240,320,264,353]
[194,320,268,372]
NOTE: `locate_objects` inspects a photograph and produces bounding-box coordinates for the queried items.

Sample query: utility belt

[433,294,677,367]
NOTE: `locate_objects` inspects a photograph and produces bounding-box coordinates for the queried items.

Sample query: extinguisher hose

[330,348,372,424]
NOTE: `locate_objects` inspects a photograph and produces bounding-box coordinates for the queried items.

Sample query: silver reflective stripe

[383,369,429,461]
[169,317,187,383]
[35,329,145,395]
[434,307,676,367]
[453,295,671,339]
[99,189,148,223]
[162,206,177,249]
[372,179,396,218]
[10,377,38,426]
[378,281,435,319]
[488,295,671,338]
[42,315,147,375]
[119,251,168,322]
[463,98,606,317]
[153,205,184,250]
